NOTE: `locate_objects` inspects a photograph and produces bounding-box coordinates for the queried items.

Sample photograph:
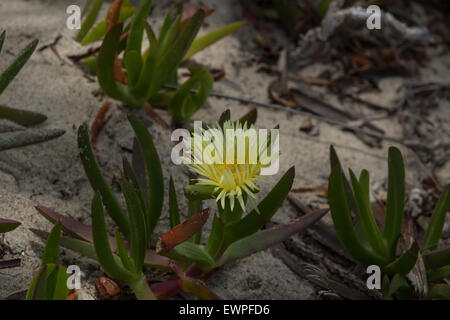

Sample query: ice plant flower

[185,120,278,212]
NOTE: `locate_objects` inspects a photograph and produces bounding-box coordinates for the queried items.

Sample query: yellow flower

[185,120,275,212]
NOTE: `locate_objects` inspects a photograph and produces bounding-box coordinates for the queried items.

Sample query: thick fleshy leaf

[91,192,136,283]
[51,266,69,300]
[216,208,328,267]
[0,218,20,234]
[182,21,245,62]
[328,165,386,265]
[157,208,210,252]
[0,128,65,151]
[169,176,181,228]
[172,242,215,270]
[128,115,164,236]
[424,246,450,269]
[124,50,142,87]
[0,39,38,95]
[122,156,146,210]
[349,169,387,257]
[224,167,295,245]
[428,284,450,300]
[97,23,131,103]
[422,185,450,252]
[329,145,359,216]
[205,214,225,258]
[76,0,104,42]
[31,228,98,262]
[0,105,46,127]
[81,6,135,45]
[41,222,62,265]
[132,21,158,99]
[238,108,257,126]
[31,227,170,269]
[218,109,231,126]
[148,10,205,99]
[168,66,213,120]
[383,242,419,276]
[78,123,130,239]
[187,195,203,244]
[132,138,149,206]
[26,264,49,300]
[170,261,218,300]
[427,265,450,282]
[383,147,405,258]
[389,274,412,299]
[126,0,152,55]
[120,179,147,271]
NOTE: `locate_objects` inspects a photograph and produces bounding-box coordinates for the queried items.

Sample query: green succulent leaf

[383,147,405,258]
[27,264,49,300]
[114,230,134,271]
[120,179,147,271]
[238,108,257,126]
[41,222,62,265]
[91,192,136,283]
[428,284,450,300]
[76,0,104,42]
[97,23,132,104]
[422,185,450,252]
[224,166,294,245]
[424,246,450,270]
[187,195,203,244]
[124,50,142,87]
[389,273,412,300]
[169,176,181,228]
[218,109,231,126]
[148,10,205,99]
[383,242,419,276]
[31,228,99,262]
[26,233,68,302]
[81,6,135,45]
[173,242,215,270]
[0,128,65,152]
[349,169,387,257]
[78,123,130,239]
[0,39,38,95]
[328,165,386,265]
[329,145,359,216]
[128,115,164,236]
[217,208,328,267]
[0,218,20,234]
[205,214,225,258]
[0,105,46,127]
[183,21,245,62]
[168,66,213,121]
[427,265,450,283]
[126,0,152,55]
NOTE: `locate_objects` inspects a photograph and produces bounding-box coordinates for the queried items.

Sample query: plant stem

[130,274,156,300]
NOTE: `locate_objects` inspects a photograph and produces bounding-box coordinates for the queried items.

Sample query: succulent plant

[76,0,244,121]
[0,31,64,151]
[32,111,326,299]
[157,110,328,280]
[328,145,450,299]
[26,223,69,300]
